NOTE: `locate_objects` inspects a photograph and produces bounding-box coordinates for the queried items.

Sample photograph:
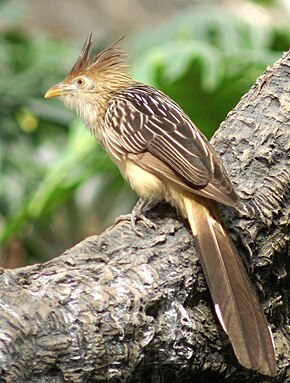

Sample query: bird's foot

[115,199,158,237]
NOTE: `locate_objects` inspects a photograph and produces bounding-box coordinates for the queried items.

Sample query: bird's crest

[68,34,128,79]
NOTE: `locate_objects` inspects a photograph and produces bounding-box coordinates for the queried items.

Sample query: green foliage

[129,3,283,137]
[0,2,289,265]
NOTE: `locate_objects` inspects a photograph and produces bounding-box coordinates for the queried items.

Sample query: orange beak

[44,82,74,99]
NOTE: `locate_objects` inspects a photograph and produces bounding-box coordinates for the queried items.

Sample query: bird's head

[45,34,132,126]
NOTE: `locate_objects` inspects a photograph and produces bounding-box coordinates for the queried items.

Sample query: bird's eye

[76,77,86,87]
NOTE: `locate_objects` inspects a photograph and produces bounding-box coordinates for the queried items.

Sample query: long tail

[183,195,276,376]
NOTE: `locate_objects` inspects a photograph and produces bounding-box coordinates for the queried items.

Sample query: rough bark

[0,51,289,383]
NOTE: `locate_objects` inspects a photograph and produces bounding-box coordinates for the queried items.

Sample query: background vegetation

[0,0,289,267]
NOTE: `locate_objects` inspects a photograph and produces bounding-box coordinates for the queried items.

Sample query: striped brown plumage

[103,84,239,207]
[45,35,276,376]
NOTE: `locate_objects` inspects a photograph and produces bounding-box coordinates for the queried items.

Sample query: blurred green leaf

[0,121,114,244]
[133,40,224,92]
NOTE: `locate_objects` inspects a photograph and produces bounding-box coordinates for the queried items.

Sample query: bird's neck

[62,76,135,138]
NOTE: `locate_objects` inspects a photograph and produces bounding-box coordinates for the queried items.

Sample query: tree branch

[0,51,289,383]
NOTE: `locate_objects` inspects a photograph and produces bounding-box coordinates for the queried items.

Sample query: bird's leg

[115,198,158,237]
[131,198,158,232]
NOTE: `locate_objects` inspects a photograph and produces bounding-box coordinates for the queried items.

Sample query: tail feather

[183,195,276,376]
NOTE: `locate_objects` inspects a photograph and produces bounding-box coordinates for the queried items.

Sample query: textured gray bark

[0,51,289,383]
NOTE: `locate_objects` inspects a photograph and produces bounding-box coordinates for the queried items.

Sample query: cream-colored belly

[123,160,165,201]
[120,159,188,218]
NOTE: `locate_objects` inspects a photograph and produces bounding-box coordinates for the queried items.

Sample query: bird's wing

[103,85,239,207]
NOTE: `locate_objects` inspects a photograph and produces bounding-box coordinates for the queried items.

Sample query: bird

[45,35,276,376]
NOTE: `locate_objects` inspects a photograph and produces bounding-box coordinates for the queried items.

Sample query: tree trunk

[0,51,289,383]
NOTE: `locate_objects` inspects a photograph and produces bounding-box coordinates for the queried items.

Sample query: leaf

[132,41,224,92]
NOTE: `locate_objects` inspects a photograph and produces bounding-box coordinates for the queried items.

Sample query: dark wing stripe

[150,139,210,184]
[147,119,203,158]
[144,119,211,183]
[104,130,126,161]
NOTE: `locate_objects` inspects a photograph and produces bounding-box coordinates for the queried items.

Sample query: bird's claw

[115,199,158,237]
[131,212,157,237]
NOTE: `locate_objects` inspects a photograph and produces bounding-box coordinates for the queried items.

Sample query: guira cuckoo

[45,35,276,376]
